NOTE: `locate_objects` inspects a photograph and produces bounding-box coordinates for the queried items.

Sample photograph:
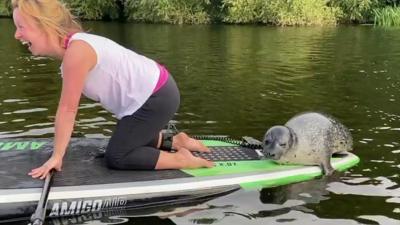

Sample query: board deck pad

[192,146,260,161]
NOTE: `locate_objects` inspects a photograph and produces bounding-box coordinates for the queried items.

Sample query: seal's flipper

[320,158,334,176]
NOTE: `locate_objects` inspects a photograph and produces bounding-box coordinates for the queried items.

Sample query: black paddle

[29,170,54,225]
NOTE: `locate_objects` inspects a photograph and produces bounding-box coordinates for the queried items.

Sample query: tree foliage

[124,0,212,24]
[223,0,340,26]
[0,0,399,26]
[62,0,120,20]
[0,0,12,17]
[328,0,379,23]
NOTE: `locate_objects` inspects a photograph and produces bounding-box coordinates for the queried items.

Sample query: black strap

[160,132,174,152]
[191,135,263,150]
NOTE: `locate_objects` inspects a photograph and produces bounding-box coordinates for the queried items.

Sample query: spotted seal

[262,112,353,175]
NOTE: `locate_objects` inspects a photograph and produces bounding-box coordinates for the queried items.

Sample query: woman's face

[13,8,52,56]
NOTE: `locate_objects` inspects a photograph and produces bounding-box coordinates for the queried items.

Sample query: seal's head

[263,125,296,160]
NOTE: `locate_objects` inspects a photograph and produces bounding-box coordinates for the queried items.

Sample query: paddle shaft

[30,170,54,225]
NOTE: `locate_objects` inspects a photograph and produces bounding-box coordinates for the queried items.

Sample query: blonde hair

[12,0,82,39]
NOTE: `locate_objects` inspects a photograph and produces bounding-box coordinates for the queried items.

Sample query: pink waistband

[153,64,169,93]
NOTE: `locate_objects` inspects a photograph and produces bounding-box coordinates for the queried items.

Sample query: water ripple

[328,176,399,197]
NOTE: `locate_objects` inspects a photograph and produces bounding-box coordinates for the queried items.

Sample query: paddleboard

[0,137,359,222]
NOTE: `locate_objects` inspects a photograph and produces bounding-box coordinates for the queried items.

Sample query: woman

[12,0,214,179]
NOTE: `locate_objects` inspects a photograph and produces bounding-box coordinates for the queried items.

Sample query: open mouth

[21,41,32,48]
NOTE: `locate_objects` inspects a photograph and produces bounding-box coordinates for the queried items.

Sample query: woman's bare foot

[172,132,210,152]
[175,147,214,168]
[155,147,214,169]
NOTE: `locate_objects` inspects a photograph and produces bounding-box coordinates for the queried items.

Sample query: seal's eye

[264,140,270,145]
[279,143,287,147]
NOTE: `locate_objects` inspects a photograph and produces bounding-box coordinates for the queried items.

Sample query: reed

[374,6,400,26]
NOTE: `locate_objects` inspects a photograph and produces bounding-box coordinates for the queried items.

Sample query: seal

[262,112,353,175]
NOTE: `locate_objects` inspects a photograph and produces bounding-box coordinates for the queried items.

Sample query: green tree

[223,0,340,26]
[328,0,379,23]
[124,0,212,24]
[0,0,12,17]
[63,0,120,20]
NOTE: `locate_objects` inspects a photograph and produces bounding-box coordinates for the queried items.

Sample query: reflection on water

[1,18,400,224]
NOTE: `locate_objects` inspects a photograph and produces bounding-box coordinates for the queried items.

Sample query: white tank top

[63,33,160,119]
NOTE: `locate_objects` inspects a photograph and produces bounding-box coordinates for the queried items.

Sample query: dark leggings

[105,75,180,170]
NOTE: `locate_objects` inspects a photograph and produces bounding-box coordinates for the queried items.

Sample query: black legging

[105,75,180,170]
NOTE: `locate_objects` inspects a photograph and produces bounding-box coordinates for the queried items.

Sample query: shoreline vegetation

[1,0,400,26]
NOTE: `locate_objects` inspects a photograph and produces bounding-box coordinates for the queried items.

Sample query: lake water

[1,18,400,224]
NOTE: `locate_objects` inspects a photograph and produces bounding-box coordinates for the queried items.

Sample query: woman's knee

[104,151,123,169]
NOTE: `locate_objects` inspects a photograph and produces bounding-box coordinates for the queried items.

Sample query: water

[1,18,400,224]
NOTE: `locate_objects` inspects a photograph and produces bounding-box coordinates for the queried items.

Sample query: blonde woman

[12,0,214,179]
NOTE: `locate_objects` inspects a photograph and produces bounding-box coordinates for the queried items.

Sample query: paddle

[29,170,55,225]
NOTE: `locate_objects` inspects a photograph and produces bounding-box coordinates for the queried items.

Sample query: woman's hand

[28,155,63,179]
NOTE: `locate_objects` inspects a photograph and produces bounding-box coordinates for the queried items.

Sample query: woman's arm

[29,40,97,179]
